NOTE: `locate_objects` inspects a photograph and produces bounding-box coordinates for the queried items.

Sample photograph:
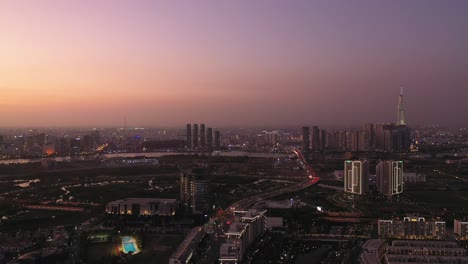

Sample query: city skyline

[1,2,468,263]
[2,0,468,127]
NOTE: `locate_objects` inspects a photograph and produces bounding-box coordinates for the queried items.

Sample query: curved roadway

[230,148,320,210]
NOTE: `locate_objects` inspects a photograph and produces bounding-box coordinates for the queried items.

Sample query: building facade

[180,168,208,215]
[200,124,205,147]
[106,198,177,216]
[193,124,199,148]
[378,216,446,239]
[454,220,468,239]
[219,210,267,264]
[301,126,310,152]
[344,160,369,195]
[376,161,404,198]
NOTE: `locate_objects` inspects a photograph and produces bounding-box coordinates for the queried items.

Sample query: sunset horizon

[2,0,468,127]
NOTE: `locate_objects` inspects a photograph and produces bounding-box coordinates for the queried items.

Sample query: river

[0,151,288,165]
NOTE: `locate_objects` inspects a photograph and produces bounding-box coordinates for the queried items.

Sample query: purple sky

[1,0,467,127]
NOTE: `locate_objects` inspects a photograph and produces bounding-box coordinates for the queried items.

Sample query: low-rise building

[169,226,205,264]
[105,198,177,216]
[360,239,468,264]
[219,243,239,264]
[403,172,426,183]
[378,215,446,239]
[386,240,468,264]
[360,239,386,264]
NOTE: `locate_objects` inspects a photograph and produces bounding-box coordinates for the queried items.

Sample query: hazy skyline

[1,0,467,127]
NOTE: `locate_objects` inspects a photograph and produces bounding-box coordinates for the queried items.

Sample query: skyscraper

[206,127,213,148]
[358,131,370,152]
[186,124,192,149]
[345,131,359,152]
[397,87,406,125]
[311,126,320,151]
[344,160,369,195]
[193,124,199,148]
[200,124,206,147]
[319,129,327,152]
[374,124,385,151]
[180,168,208,214]
[376,161,404,198]
[395,125,411,152]
[214,130,221,149]
[302,126,310,152]
[363,123,375,148]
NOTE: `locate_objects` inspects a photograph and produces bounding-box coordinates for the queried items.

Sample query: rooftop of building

[233,209,267,220]
[380,216,445,223]
[391,240,459,247]
[169,226,204,260]
[388,245,466,252]
[226,223,248,236]
[219,243,238,260]
[362,239,386,251]
[360,252,381,264]
[386,254,468,263]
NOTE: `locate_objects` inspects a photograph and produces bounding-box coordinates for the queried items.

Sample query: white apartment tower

[344,160,369,195]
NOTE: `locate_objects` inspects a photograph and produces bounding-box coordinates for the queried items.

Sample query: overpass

[230,148,320,210]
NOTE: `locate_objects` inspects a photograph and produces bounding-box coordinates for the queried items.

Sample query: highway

[200,149,321,264]
[230,148,320,210]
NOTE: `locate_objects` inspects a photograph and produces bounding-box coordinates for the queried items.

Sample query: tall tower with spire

[397,87,406,125]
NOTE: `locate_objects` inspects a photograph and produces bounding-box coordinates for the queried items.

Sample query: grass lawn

[0,209,91,232]
[127,235,185,264]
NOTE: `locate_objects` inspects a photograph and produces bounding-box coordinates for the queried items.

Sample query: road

[200,149,321,263]
[229,148,320,210]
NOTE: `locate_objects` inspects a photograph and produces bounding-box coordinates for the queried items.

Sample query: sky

[1,0,467,127]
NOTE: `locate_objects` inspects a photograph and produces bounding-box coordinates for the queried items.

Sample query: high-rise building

[193,124,199,148]
[186,124,192,149]
[0,135,4,152]
[374,123,411,152]
[319,130,326,152]
[301,126,310,152]
[335,131,347,151]
[397,87,406,126]
[344,160,369,195]
[180,168,208,214]
[311,126,320,151]
[200,124,206,147]
[325,131,336,150]
[345,131,359,151]
[214,130,221,149]
[382,124,396,152]
[363,123,375,148]
[395,125,411,152]
[257,131,278,147]
[358,131,370,152]
[376,161,404,198]
[206,127,213,148]
[374,124,385,151]
[454,220,468,239]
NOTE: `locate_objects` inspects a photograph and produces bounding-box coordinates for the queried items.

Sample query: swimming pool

[121,236,140,254]
[123,242,136,253]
